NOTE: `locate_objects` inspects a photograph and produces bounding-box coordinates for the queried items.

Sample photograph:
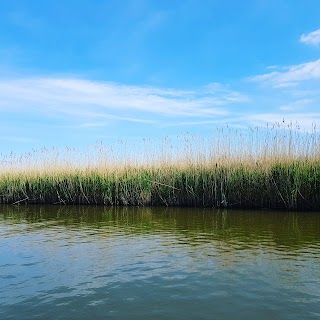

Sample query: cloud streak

[246,112,320,130]
[0,76,248,122]
[0,72,319,131]
[1,62,320,155]
[248,59,320,88]
[300,29,320,46]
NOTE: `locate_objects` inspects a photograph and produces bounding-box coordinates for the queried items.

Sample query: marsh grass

[1,123,320,210]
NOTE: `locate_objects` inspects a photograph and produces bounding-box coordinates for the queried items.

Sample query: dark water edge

[0,205,320,319]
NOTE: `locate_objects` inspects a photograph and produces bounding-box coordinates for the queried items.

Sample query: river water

[0,205,319,319]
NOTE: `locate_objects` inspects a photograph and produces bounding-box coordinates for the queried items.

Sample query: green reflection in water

[1,205,320,320]
[1,205,319,250]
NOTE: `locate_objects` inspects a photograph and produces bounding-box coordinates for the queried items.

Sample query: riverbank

[1,126,320,210]
[1,159,320,210]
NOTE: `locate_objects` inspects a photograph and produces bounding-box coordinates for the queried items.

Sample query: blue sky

[1,0,320,155]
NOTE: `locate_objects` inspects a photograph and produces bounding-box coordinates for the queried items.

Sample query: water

[0,206,319,320]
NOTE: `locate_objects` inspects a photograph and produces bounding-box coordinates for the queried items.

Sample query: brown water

[0,205,319,319]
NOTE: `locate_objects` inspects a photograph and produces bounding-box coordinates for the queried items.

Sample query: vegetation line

[1,124,320,211]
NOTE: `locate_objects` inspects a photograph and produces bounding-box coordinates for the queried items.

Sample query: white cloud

[1,69,320,154]
[279,99,313,111]
[300,29,320,46]
[0,76,247,121]
[246,113,320,131]
[249,59,320,88]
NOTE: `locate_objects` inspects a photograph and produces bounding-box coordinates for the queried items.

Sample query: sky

[1,0,320,155]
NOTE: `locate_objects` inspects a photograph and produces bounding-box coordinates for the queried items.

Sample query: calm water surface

[0,205,319,319]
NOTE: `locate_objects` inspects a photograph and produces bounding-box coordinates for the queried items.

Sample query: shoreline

[1,159,319,211]
[2,126,320,211]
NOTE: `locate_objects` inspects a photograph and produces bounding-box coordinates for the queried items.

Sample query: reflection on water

[0,205,319,320]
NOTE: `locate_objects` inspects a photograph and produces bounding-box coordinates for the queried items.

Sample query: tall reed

[1,123,320,210]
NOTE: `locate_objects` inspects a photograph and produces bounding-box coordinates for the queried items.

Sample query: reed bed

[1,123,320,210]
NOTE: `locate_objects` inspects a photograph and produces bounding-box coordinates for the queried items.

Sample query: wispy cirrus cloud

[1,73,319,133]
[300,29,320,47]
[0,76,248,122]
[250,29,320,88]
[2,58,320,156]
[242,30,320,129]
[248,59,320,88]
[246,112,320,130]
[279,98,313,111]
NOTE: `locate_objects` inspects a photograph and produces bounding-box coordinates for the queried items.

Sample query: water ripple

[0,206,319,319]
